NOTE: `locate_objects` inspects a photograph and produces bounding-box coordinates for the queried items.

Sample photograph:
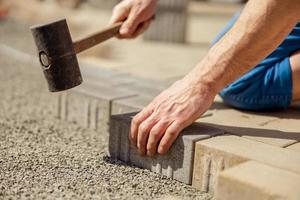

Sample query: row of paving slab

[52,62,300,200]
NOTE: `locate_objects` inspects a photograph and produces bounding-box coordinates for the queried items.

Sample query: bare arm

[189,0,300,92]
[128,0,300,156]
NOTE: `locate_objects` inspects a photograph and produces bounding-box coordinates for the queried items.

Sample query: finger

[137,115,158,156]
[131,19,152,39]
[109,3,130,25]
[157,121,183,155]
[109,3,131,39]
[120,6,142,37]
[146,120,171,157]
[130,106,154,146]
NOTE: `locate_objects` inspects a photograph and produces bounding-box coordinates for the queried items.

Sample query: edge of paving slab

[192,134,300,196]
[216,161,300,200]
[109,113,224,185]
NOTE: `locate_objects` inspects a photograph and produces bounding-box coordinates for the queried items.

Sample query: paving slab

[109,113,224,185]
[79,61,136,87]
[80,60,168,97]
[111,95,154,115]
[198,97,300,147]
[84,39,207,81]
[116,78,166,98]
[192,135,300,195]
[63,82,136,133]
[68,61,167,130]
[216,161,300,200]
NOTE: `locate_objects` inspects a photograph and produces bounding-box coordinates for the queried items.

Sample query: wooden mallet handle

[73,22,122,54]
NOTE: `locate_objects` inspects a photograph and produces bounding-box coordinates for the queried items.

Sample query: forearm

[187,0,300,93]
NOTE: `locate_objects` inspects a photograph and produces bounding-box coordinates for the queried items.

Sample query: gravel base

[0,20,212,200]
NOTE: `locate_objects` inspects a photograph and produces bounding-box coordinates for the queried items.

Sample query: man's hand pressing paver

[109,0,300,156]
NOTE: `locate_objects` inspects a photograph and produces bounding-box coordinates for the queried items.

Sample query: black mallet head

[31,19,82,92]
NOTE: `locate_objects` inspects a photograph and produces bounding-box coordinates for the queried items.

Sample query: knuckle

[166,125,176,134]
[167,130,177,137]
[151,130,160,138]
[132,116,140,125]
[159,143,168,151]
[134,10,144,19]
[138,123,148,133]
[160,119,170,126]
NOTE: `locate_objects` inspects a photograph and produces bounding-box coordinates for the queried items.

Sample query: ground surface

[0,19,211,200]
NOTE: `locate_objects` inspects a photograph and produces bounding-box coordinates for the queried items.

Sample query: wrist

[187,42,246,95]
[182,70,220,98]
[183,61,224,96]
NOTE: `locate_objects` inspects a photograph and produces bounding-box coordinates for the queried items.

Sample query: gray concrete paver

[109,113,224,185]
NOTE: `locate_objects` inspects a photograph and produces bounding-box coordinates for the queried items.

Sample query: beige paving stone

[117,80,165,98]
[192,135,300,195]
[79,62,135,87]
[287,142,300,152]
[84,39,207,81]
[197,97,300,147]
[80,61,168,97]
[216,161,300,200]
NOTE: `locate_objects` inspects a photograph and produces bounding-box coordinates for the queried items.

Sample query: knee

[219,57,293,111]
